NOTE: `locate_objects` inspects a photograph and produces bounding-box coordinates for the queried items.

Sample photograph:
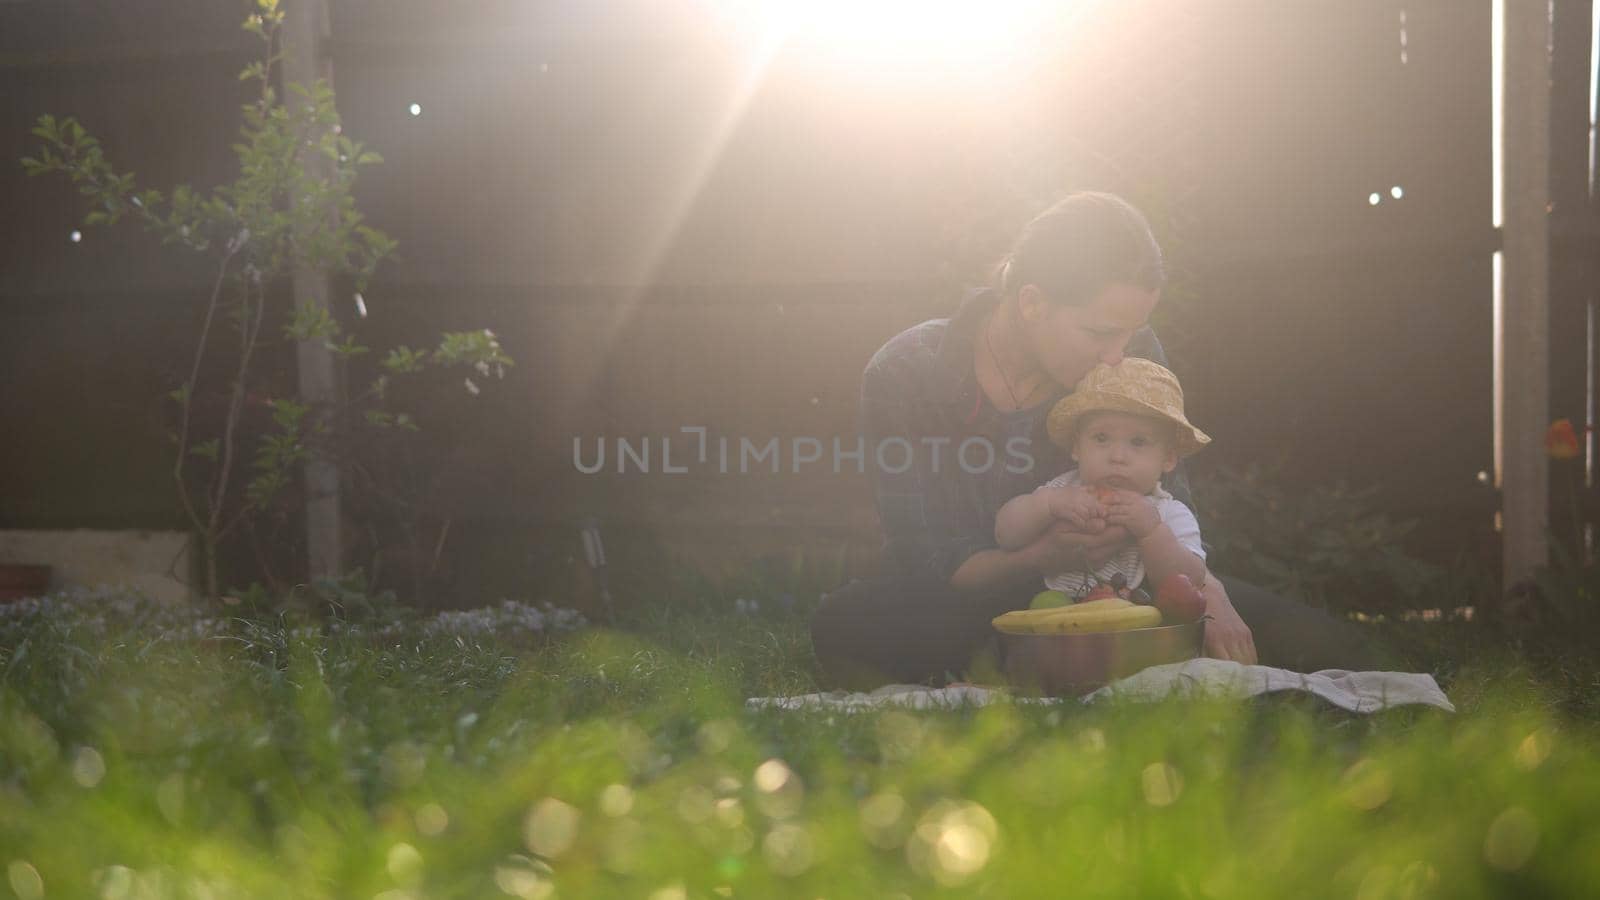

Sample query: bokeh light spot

[72,745,106,788]
[7,861,43,900]
[859,791,908,848]
[761,823,816,876]
[415,803,449,836]
[906,800,998,886]
[599,783,635,817]
[1483,807,1539,871]
[1141,762,1184,807]
[1340,759,1394,811]
[754,758,793,793]
[524,798,582,859]
[1514,729,1553,770]
[386,843,423,885]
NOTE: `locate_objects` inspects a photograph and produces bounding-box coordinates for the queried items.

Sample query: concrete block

[0,530,192,603]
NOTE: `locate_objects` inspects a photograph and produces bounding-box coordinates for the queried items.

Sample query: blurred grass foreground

[3,583,1599,900]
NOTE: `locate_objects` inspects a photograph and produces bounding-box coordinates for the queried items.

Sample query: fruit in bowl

[1029,589,1070,609]
[992,597,1161,634]
[1153,574,1207,624]
[994,578,1205,696]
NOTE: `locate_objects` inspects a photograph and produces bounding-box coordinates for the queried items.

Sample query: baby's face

[1071,411,1179,495]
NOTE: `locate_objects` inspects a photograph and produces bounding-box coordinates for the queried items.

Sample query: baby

[995,358,1211,600]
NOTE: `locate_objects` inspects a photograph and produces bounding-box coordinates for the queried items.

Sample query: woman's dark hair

[997,191,1165,305]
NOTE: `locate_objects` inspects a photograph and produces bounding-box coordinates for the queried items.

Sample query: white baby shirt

[1035,469,1205,598]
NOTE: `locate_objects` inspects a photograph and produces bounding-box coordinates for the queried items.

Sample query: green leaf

[327,336,369,358]
[382,346,427,375]
[284,303,339,342]
[189,439,220,462]
[268,398,308,431]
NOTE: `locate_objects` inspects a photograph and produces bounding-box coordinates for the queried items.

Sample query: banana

[990,596,1134,631]
[1059,597,1135,613]
[992,602,1161,635]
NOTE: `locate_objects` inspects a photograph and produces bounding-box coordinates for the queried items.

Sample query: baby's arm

[1138,527,1208,589]
[995,483,1103,551]
[1134,500,1209,589]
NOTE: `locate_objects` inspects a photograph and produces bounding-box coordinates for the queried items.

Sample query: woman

[810,192,1385,686]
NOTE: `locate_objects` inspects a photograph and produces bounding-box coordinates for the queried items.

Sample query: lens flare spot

[415,803,449,836]
[493,855,554,899]
[601,818,644,874]
[72,745,106,788]
[1339,759,1393,811]
[761,823,816,876]
[753,758,805,818]
[715,797,746,828]
[875,712,926,761]
[1141,762,1184,807]
[754,758,793,793]
[1483,807,1539,871]
[906,800,998,886]
[524,798,581,859]
[599,784,635,817]
[1514,729,1553,770]
[859,791,909,848]
[697,719,737,755]
[7,861,43,900]
[386,843,423,885]
[1077,727,1107,754]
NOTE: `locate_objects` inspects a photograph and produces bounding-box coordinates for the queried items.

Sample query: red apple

[1081,584,1119,604]
[1154,574,1206,623]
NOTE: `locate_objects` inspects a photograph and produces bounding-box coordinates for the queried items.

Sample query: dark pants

[809,572,1395,688]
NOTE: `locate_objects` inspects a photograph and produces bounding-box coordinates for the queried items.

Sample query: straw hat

[1046,358,1211,458]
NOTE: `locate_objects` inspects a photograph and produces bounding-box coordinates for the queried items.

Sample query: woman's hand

[1100,488,1162,539]
[1199,577,1257,665]
[1023,519,1133,574]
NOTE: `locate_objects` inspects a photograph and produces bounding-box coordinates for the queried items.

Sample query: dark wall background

[0,0,1527,595]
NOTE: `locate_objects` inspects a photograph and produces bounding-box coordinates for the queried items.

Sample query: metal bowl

[998,619,1206,697]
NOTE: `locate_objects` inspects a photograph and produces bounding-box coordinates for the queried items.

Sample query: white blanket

[745,658,1455,714]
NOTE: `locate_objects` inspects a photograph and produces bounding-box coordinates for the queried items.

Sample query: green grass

[2,587,1598,899]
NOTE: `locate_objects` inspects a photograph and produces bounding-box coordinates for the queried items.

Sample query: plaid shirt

[860,287,1195,584]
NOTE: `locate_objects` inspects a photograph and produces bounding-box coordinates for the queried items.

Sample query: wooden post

[1499,0,1552,589]
[1550,0,1595,560]
[281,0,343,582]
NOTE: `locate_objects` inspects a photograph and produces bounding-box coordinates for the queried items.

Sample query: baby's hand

[1101,489,1161,539]
[1043,485,1106,531]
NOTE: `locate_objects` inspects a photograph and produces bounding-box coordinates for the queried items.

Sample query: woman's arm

[861,355,993,583]
[994,492,1052,550]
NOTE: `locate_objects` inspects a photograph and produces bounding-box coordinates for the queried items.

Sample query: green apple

[1029,589,1070,610]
